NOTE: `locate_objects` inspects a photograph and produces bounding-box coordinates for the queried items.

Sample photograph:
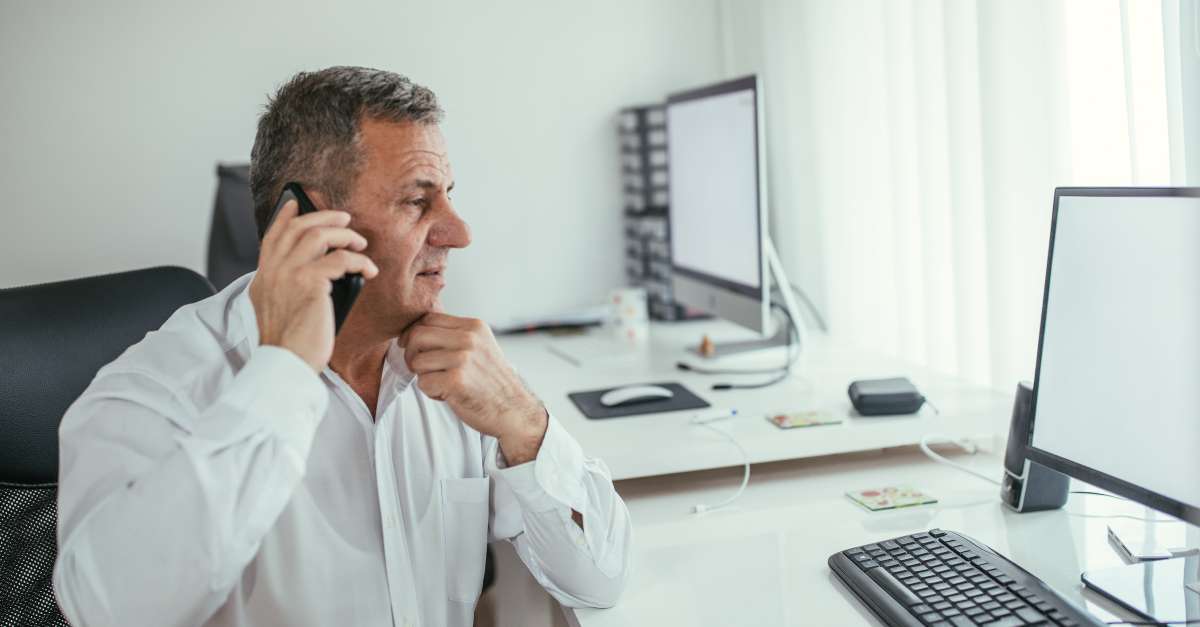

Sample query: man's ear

[306,188,333,212]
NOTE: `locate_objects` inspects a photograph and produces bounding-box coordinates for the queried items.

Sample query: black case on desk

[847,377,926,416]
[568,382,709,419]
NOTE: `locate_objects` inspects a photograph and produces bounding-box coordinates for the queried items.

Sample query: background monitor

[1026,187,1200,526]
[666,75,770,334]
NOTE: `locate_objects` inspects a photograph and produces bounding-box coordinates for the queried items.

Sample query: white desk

[501,320,1012,480]
[491,321,1163,626]
[563,446,1178,626]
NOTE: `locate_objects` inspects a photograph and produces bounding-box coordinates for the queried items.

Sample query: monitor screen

[667,84,762,291]
[1029,189,1200,523]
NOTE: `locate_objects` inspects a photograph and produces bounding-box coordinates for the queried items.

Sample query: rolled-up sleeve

[485,415,633,608]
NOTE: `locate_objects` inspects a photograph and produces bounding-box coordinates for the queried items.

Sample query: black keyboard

[829,529,1102,627]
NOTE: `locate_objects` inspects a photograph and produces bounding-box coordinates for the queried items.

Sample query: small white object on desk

[598,384,675,408]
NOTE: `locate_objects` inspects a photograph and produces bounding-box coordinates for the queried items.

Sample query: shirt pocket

[440,476,490,603]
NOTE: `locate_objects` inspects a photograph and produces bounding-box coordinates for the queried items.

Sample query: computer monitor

[666,75,770,337]
[1025,187,1199,620]
[1026,187,1200,526]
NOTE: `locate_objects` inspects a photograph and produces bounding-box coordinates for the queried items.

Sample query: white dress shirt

[52,273,632,627]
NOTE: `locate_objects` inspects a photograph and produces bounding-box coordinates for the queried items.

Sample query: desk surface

[566,446,1178,626]
[501,321,1011,480]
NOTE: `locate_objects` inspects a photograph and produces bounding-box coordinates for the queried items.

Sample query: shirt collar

[384,340,416,389]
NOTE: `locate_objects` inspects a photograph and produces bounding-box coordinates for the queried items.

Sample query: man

[53,66,632,627]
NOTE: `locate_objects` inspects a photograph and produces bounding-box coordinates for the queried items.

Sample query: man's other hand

[403,313,548,465]
[250,199,379,373]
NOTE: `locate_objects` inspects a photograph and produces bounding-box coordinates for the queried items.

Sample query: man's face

[338,118,470,336]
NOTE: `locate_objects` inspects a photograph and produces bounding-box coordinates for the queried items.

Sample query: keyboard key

[866,566,922,606]
[919,612,944,624]
[864,544,881,552]
[1004,601,1026,610]
[860,560,879,569]
[980,601,1000,611]
[980,617,1024,627]
[948,617,974,627]
[882,541,900,550]
[931,529,947,537]
[933,601,953,611]
[942,608,962,617]
[1015,607,1048,624]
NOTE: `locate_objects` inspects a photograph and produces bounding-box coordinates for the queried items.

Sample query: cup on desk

[608,287,649,346]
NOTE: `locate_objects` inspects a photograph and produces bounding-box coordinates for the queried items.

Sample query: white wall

[0,0,723,324]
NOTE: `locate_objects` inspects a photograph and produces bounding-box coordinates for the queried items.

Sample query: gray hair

[249,66,444,239]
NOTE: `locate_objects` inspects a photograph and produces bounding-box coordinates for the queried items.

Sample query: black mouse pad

[568,382,710,419]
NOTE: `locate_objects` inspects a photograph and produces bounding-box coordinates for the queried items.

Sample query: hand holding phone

[249,183,378,372]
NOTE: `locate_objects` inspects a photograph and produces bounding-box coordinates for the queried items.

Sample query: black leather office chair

[0,266,215,626]
[208,163,260,291]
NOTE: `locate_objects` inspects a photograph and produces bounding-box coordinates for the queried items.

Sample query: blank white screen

[667,88,761,288]
[1031,194,1200,510]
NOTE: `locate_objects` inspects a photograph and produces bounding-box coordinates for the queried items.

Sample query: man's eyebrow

[405,179,454,192]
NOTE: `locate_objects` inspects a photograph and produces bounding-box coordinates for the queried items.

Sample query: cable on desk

[690,415,751,514]
[679,303,800,391]
[1104,614,1200,619]
[780,282,828,332]
[1070,489,1128,501]
[918,433,1001,486]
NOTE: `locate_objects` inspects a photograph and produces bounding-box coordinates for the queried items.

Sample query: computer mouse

[599,384,675,407]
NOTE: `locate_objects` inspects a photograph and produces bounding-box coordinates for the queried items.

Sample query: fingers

[311,249,379,280]
[405,325,473,355]
[293,226,369,261]
[269,210,354,262]
[262,199,300,248]
[417,312,487,332]
[416,371,453,401]
[406,349,468,374]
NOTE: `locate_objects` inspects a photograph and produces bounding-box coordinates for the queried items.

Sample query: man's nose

[429,206,471,249]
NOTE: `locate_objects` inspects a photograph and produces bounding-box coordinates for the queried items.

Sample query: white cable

[691,416,751,514]
[919,433,1001,487]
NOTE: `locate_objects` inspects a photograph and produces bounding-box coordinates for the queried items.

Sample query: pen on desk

[691,408,739,424]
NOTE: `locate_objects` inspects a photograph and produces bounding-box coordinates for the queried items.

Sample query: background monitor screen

[1029,190,1200,521]
[667,86,762,291]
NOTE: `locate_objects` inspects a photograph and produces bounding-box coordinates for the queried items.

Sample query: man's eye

[407,198,429,209]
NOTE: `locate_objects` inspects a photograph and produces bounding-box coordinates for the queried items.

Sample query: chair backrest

[0,266,216,626]
[208,163,260,291]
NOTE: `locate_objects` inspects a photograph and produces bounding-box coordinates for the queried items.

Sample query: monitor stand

[690,237,810,360]
[1082,555,1200,624]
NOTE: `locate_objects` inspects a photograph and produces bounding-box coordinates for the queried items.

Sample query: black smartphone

[268,182,364,333]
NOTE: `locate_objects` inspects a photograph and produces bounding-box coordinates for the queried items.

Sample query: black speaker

[1001,381,1070,512]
